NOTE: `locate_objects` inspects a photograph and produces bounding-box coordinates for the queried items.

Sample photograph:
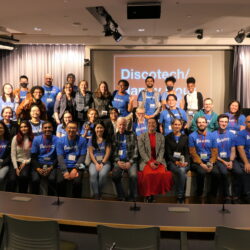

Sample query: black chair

[3,215,77,250]
[215,226,250,250]
[97,225,160,250]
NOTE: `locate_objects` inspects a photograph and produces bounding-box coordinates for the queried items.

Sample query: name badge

[47,98,53,103]
[168,125,172,130]
[173,152,181,159]
[150,103,155,108]
[200,153,208,160]
[220,152,227,158]
[118,150,123,156]
[68,154,76,161]
[188,110,194,116]
[102,110,108,116]
[44,157,51,161]
[229,130,236,135]
[96,155,103,161]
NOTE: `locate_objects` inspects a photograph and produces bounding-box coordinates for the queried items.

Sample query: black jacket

[165,132,190,163]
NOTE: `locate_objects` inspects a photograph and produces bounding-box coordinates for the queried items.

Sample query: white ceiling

[1,0,250,45]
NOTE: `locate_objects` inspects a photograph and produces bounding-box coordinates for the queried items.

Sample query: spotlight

[113,29,122,42]
[103,23,113,36]
[235,29,245,43]
[195,29,203,39]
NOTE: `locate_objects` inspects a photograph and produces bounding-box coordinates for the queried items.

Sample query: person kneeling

[138,118,173,203]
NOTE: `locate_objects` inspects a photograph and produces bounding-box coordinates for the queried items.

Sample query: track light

[195,29,203,39]
[103,23,113,36]
[235,29,245,43]
[113,29,123,42]
[0,41,15,50]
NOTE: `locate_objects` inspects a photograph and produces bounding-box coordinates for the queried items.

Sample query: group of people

[0,72,250,204]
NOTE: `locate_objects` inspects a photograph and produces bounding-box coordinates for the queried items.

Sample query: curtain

[0,44,85,89]
[232,46,250,108]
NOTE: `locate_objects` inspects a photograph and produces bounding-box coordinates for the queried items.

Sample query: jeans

[0,166,9,184]
[238,159,250,197]
[112,163,137,199]
[216,159,243,197]
[89,162,111,196]
[168,161,190,198]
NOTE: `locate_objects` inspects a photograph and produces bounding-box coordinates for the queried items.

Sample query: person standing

[13,75,30,103]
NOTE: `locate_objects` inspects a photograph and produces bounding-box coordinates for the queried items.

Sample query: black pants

[57,168,83,198]
[191,162,220,197]
[31,163,57,195]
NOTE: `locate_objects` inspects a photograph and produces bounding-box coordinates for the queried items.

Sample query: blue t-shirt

[159,108,187,135]
[31,135,58,165]
[212,130,235,159]
[204,113,213,125]
[20,90,28,103]
[56,124,67,137]
[0,140,8,158]
[236,129,250,159]
[189,131,217,162]
[225,112,246,135]
[112,92,130,117]
[88,139,106,160]
[80,122,95,138]
[137,91,159,116]
[57,135,87,168]
[118,134,127,160]
[29,120,44,136]
[42,85,60,115]
[133,120,148,136]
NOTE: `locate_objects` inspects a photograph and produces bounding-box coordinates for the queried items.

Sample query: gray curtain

[233,46,250,108]
[0,44,85,89]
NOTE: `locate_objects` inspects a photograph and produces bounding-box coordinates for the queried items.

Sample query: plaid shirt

[112,131,138,164]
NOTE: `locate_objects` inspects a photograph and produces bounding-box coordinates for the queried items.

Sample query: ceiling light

[103,23,113,36]
[0,41,15,50]
[34,27,42,32]
[138,28,145,32]
[113,29,122,42]
[195,29,203,39]
[235,29,245,43]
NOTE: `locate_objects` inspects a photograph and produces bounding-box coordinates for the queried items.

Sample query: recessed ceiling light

[34,27,42,32]
[216,29,223,33]
[187,15,192,18]
[138,28,145,32]
[72,22,81,27]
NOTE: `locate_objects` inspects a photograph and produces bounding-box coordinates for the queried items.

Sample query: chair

[215,226,250,250]
[3,215,77,250]
[97,225,160,250]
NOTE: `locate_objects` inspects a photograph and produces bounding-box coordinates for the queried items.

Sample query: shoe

[144,196,150,203]
[232,197,241,204]
[224,197,231,204]
[148,195,155,203]
[117,196,126,201]
[177,197,184,204]
[93,194,100,200]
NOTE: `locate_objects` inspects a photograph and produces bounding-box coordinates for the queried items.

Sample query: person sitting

[190,98,218,133]
[13,75,30,104]
[88,121,111,199]
[56,111,73,137]
[133,107,148,137]
[80,108,98,139]
[213,114,243,204]
[225,100,246,135]
[10,121,34,193]
[165,119,190,203]
[56,121,87,198]
[236,115,250,203]
[0,121,11,187]
[29,105,44,136]
[189,116,219,200]
[16,86,47,121]
[31,121,58,195]
[112,117,138,201]
[104,108,119,138]
[138,118,173,202]
[159,94,187,136]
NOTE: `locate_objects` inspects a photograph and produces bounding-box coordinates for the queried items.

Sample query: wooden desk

[0,192,249,250]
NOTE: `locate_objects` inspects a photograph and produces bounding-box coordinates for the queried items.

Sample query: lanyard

[43,135,52,153]
[198,133,206,149]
